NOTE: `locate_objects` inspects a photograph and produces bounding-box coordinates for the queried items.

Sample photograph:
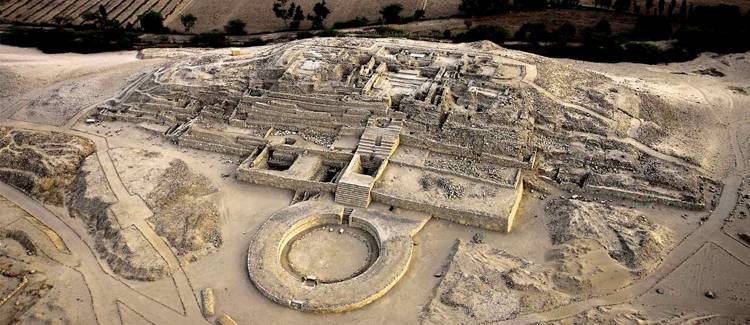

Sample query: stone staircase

[355,122,401,159]
[334,117,403,208]
[335,181,372,208]
[342,207,354,224]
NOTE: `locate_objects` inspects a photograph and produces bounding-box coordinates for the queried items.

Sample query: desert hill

[2,0,748,34]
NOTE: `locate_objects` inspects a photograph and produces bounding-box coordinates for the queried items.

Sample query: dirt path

[0,46,206,323]
[1,116,206,323]
[728,118,750,174]
[0,181,206,324]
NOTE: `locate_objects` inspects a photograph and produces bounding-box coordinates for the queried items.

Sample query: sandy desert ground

[0,39,748,325]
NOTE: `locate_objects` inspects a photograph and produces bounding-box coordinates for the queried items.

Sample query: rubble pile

[546,199,673,274]
[0,127,95,205]
[146,159,222,262]
[421,241,586,324]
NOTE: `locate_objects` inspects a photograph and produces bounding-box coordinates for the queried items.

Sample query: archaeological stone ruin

[90,38,713,312]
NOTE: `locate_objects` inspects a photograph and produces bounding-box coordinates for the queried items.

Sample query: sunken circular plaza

[283,223,379,284]
[247,200,427,313]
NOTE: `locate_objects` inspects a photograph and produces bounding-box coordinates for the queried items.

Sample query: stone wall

[236,166,338,193]
[400,134,531,168]
[370,190,508,232]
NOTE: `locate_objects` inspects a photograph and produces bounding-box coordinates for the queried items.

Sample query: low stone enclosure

[95,37,714,312]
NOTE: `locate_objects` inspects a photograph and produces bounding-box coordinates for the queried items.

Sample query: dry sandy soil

[0,41,748,325]
[0,45,164,125]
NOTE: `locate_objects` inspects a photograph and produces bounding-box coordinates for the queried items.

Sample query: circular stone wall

[247,201,415,313]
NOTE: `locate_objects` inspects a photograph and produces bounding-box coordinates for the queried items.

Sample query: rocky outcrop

[201,288,215,317]
[0,127,95,205]
[146,159,222,263]
[216,315,238,325]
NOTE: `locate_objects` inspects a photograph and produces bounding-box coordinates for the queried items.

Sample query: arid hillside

[0,0,192,26]
[1,0,748,34]
[176,0,436,34]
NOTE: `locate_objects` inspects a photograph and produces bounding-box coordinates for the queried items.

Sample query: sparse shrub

[332,17,369,29]
[454,25,510,44]
[191,30,227,47]
[419,175,433,190]
[224,19,247,35]
[380,3,404,24]
[514,22,549,42]
[458,0,511,16]
[307,0,331,29]
[296,31,314,39]
[435,177,464,199]
[180,13,197,33]
[138,10,165,33]
[471,232,485,244]
[243,38,267,46]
